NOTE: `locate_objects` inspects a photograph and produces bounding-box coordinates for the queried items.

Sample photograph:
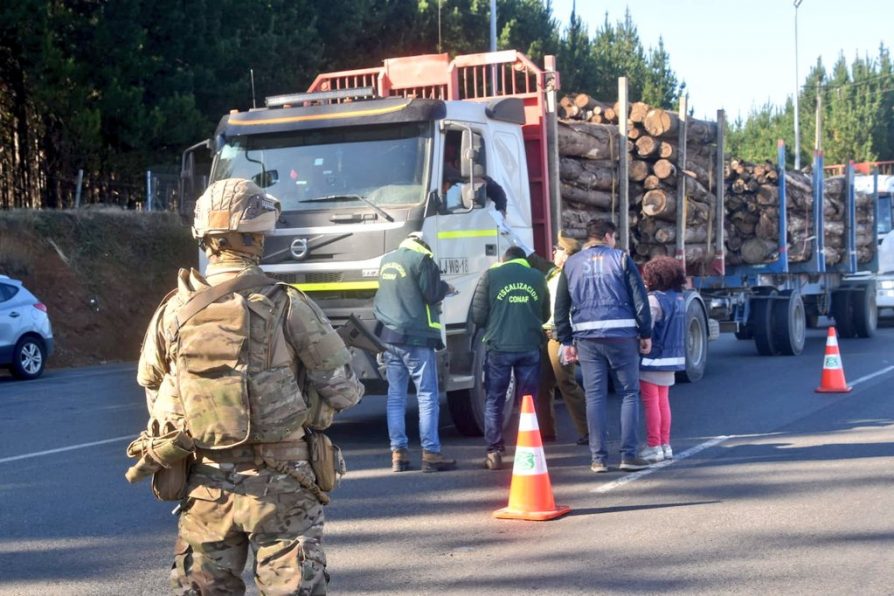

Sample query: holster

[125,429,195,501]
[305,429,346,493]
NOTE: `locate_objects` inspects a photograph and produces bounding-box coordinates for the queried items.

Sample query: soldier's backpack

[167,274,308,449]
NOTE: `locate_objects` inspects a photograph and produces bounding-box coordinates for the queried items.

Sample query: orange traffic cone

[493,394,571,521]
[816,326,852,393]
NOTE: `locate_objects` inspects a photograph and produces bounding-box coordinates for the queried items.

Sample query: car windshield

[210,122,432,212]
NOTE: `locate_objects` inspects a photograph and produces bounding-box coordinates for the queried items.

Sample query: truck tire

[771,290,806,355]
[750,292,779,356]
[677,297,708,383]
[831,289,856,338]
[852,282,877,338]
[446,333,515,437]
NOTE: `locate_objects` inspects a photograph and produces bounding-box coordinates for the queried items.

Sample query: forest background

[2,0,892,210]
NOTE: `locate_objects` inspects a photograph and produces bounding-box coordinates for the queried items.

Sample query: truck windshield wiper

[300,194,394,222]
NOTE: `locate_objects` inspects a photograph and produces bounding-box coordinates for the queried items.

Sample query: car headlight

[881,280,894,290]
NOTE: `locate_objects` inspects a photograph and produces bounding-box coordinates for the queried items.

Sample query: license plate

[439,257,469,275]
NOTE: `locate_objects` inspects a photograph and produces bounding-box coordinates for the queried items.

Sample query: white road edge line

[590,435,730,494]
[849,365,894,388]
[0,435,132,464]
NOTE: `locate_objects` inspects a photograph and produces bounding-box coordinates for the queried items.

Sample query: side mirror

[460,129,483,178]
[253,169,279,188]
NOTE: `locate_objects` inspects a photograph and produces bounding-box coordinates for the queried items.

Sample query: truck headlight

[881,280,894,290]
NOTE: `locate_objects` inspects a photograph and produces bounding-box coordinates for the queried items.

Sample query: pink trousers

[640,380,671,447]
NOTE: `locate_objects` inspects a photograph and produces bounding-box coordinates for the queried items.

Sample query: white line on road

[590,435,730,494]
[0,435,132,464]
[849,365,894,388]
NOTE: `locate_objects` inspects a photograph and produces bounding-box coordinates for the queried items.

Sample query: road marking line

[849,365,894,388]
[590,435,730,494]
[0,435,132,464]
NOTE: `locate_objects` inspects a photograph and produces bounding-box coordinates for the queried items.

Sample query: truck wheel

[677,297,708,383]
[751,293,779,356]
[831,289,856,338]
[446,334,515,437]
[852,282,877,338]
[771,290,806,355]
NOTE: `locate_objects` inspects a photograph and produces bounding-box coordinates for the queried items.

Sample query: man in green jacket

[373,231,457,473]
[470,246,549,470]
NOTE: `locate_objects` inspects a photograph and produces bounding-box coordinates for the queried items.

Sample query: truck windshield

[210,122,432,212]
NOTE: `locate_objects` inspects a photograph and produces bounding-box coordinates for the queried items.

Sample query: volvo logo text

[290,238,309,260]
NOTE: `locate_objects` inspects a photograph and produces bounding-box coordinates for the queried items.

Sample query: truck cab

[183,52,560,436]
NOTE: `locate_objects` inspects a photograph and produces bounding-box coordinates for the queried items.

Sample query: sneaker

[576,434,590,446]
[484,451,503,470]
[662,444,674,459]
[619,456,652,472]
[421,450,457,473]
[391,448,410,472]
[640,445,665,463]
[590,460,608,473]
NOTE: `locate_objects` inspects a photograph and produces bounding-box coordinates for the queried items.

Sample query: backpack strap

[171,274,277,333]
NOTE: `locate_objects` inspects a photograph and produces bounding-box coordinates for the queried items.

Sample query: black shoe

[576,434,589,446]
[619,456,652,472]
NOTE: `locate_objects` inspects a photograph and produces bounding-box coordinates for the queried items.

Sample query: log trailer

[180,50,875,436]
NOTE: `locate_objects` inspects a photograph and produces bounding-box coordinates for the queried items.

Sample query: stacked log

[722,166,876,267]
[557,95,720,268]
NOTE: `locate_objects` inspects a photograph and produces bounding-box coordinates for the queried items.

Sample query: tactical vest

[641,291,686,371]
[167,275,308,450]
[564,245,638,339]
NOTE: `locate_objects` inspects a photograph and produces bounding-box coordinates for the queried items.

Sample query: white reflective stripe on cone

[518,412,540,432]
[571,319,636,332]
[511,446,548,476]
[824,355,842,369]
[827,334,839,346]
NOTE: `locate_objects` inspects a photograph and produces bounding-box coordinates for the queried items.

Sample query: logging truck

[179,50,875,437]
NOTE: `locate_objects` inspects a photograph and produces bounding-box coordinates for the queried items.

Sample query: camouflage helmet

[192,178,281,239]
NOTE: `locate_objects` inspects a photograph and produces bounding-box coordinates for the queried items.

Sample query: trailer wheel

[446,333,515,437]
[852,282,877,338]
[771,290,806,355]
[678,298,708,383]
[831,289,856,338]
[751,292,779,356]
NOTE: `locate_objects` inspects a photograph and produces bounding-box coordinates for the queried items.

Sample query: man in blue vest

[554,219,653,473]
[374,231,457,473]
[471,246,549,470]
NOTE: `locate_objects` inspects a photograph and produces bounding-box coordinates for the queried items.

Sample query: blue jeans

[484,349,541,452]
[383,344,441,453]
[576,338,641,463]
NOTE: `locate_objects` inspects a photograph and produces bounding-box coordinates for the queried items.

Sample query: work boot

[391,448,410,472]
[421,450,456,473]
[484,451,503,470]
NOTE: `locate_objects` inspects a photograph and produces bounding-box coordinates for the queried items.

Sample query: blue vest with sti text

[641,290,686,371]
[563,245,637,339]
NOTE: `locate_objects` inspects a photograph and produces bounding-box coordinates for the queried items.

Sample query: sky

[549,0,892,121]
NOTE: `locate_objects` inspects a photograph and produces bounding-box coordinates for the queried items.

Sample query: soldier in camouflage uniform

[136,178,363,595]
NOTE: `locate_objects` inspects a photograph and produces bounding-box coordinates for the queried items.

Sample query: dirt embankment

[0,209,196,368]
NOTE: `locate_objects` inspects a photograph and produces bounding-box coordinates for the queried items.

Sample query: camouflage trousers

[171,461,327,596]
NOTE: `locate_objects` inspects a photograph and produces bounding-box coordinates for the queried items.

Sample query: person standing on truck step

[373,231,457,473]
[526,232,590,445]
[131,178,364,595]
[554,219,654,473]
[471,246,550,470]
[638,256,688,463]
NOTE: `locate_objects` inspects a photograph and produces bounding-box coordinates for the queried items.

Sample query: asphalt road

[1,323,893,595]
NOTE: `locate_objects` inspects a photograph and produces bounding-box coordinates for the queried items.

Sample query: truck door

[435,127,500,327]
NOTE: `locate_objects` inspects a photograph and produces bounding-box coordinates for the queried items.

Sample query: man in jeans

[373,231,457,473]
[471,246,549,470]
[554,219,653,473]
